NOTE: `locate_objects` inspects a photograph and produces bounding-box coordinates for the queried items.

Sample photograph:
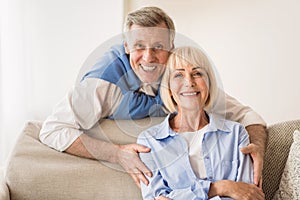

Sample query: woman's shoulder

[210,114,246,133]
[137,120,167,142]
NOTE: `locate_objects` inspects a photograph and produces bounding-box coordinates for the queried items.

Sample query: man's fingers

[258,176,263,189]
[126,144,153,177]
[252,152,263,186]
[130,169,149,187]
[240,143,264,186]
[135,158,152,177]
[130,173,141,188]
[131,144,151,153]
[253,167,260,186]
[155,196,171,200]
[117,144,153,187]
[240,143,255,154]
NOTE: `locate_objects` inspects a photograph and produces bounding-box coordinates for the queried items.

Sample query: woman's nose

[185,75,195,87]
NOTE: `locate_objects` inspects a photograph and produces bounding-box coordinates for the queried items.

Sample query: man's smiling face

[124,23,172,84]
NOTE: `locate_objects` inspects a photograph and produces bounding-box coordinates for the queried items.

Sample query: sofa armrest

[6,118,164,200]
[0,171,10,200]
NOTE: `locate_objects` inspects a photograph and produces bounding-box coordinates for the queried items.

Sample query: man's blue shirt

[137,113,254,200]
[82,44,166,119]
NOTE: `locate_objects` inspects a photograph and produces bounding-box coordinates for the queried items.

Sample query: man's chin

[139,76,160,84]
[141,79,160,84]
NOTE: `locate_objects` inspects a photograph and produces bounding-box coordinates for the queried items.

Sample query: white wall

[0,0,124,165]
[24,0,124,120]
[1,0,300,166]
[127,0,300,124]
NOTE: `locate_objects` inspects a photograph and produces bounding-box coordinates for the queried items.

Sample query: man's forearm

[245,124,268,154]
[65,134,118,163]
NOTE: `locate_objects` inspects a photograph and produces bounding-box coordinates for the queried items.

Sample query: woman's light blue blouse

[137,113,253,200]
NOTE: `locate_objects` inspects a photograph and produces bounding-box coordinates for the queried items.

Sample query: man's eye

[153,44,163,50]
[135,44,145,50]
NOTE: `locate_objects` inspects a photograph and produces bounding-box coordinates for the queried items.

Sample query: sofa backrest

[5,118,300,200]
[262,119,300,200]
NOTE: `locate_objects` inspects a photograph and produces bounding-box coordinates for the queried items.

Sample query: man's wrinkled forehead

[124,27,170,46]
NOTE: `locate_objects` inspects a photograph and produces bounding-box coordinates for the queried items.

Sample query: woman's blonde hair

[160,46,218,113]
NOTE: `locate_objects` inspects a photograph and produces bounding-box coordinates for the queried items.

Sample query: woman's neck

[170,109,209,133]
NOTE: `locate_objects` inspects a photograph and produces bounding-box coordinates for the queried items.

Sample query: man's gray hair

[123,6,175,44]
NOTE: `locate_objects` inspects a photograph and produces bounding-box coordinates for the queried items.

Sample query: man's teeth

[141,64,156,71]
[182,92,197,96]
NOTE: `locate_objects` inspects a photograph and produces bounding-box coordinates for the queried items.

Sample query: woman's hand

[228,181,265,200]
[209,180,265,200]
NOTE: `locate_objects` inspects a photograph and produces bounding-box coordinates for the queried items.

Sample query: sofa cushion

[5,118,163,200]
[272,130,300,199]
[262,120,300,200]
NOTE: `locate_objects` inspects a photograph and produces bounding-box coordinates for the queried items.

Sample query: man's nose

[142,48,156,62]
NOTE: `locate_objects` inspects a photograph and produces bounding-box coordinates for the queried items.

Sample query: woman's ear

[169,88,173,97]
[205,94,210,107]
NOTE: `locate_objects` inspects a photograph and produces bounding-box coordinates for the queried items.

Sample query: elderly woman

[137,46,264,200]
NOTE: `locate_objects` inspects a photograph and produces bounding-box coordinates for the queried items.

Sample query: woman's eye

[174,73,183,78]
[194,72,203,77]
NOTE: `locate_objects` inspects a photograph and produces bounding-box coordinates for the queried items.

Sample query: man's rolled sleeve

[39,78,123,151]
[225,93,266,127]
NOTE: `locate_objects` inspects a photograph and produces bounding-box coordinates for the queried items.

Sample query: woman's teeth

[182,92,197,96]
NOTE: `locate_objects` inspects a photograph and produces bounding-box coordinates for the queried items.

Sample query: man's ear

[124,42,130,54]
[170,42,175,51]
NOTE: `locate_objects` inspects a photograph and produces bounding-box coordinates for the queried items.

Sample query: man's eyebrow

[133,40,144,44]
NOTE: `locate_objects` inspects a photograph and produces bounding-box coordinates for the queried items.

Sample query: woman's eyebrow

[192,66,204,70]
[174,68,185,71]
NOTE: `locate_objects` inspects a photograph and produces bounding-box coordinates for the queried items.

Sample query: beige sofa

[1,118,300,200]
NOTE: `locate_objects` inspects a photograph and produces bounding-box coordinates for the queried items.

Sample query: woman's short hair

[160,46,218,113]
[123,6,175,46]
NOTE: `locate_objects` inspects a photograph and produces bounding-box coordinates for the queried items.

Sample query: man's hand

[65,135,153,188]
[241,124,268,187]
[240,143,264,187]
[155,196,171,200]
[115,144,153,188]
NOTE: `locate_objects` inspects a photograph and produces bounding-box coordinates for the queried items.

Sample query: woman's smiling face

[169,64,209,112]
